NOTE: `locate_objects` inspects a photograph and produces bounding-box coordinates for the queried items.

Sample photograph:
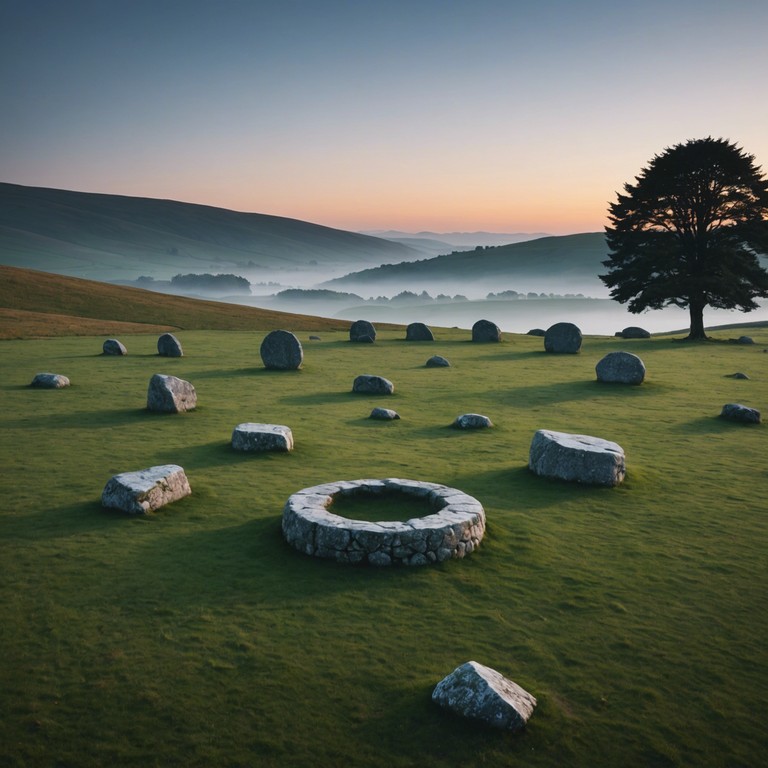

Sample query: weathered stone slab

[350,319,376,343]
[432,661,536,732]
[232,423,294,451]
[405,322,434,341]
[101,464,191,514]
[102,339,127,355]
[30,373,70,389]
[260,329,303,370]
[157,333,183,357]
[544,322,582,353]
[147,373,197,413]
[619,326,651,339]
[472,319,501,342]
[453,413,493,429]
[426,355,451,368]
[595,351,646,384]
[529,429,626,486]
[720,403,761,424]
[352,374,394,395]
[370,407,400,420]
[282,479,485,565]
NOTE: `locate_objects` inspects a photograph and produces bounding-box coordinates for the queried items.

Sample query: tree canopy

[600,137,768,339]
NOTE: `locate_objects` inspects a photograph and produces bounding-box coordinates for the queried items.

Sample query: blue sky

[2,0,766,233]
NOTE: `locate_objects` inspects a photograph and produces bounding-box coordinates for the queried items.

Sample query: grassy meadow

[1,322,766,767]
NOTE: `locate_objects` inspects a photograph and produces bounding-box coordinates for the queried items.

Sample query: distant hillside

[0,183,420,283]
[361,230,550,246]
[324,232,609,295]
[0,266,390,339]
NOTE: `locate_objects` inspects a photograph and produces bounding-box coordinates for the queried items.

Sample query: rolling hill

[0,265,399,339]
[323,232,611,296]
[0,183,420,283]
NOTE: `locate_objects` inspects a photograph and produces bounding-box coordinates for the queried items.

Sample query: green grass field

[1,326,766,767]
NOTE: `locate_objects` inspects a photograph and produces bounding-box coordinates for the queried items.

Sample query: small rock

[735,336,754,345]
[726,372,750,380]
[147,373,197,413]
[350,319,376,343]
[309,335,321,341]
[232,423,294,451]
[157,333,183,357]
[453,413,493,429]
[527,328,546,337]
[352,374,394,395]
[30,373,70,389]
[596,351,646,384]
[102,339,127,355]
[370,407,400,420]
[405,322,434,341]
[544,322,582,353]
[426,355,451,368]
[432,661,536,732]
[101,464,191,514]
[720,403,761,424]
[260,329,303,370]
[472,319,501,342]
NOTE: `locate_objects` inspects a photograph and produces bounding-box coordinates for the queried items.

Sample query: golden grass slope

[0,266,399,339]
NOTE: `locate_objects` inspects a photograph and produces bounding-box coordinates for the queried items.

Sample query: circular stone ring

[281,478,485,566]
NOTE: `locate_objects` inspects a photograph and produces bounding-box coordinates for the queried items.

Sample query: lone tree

[600,137,768,339]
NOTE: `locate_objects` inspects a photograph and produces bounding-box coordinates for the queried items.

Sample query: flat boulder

[453,413,493,429]
[30,373,70,389]
[720,403,761,424]
[101,464,191,514]
[544,322,582,353]
[352,374,394,395]
[147,373,197,413]
[527,328,546,337]
[350,319,376,343]
[405,322,434,341]
[157,333,183,357]
[595,351,646,384]
[529,429,626,486]
[619,326,651,339]
[426,355,451,368]
[432,661,536,732]
[232,423,294,451]
[260,329,303,370]
[735,336,754,345]
[726,372,750,380]
[103,339,127,355]
[370,407,400,420]
[472,319,501,342]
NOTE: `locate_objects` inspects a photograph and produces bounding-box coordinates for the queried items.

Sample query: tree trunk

[686,300,707,340]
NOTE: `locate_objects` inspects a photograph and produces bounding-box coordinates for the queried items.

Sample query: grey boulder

[30,373,70,389]
[101,464,191,514]
[527,328,546,337]
[260,329,303,370]
[529,429,626,486]
[426,355,451,368]
[232,423,294,451]
[544,322,582,353]
[405,322,434,341]
[103,338,127,355]
[350,319,376,343]
[432,661,536,732]
[720,403,761,424]
[157,333,183,357]
[453,413,493,429]
[353,374,394,395]
[472,319,501,342]
[370,407,400,420]
[596,351,646,384]
[147,373,197,413]
[619,326,651,339]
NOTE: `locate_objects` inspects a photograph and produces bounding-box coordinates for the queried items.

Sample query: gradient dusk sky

[2,0,766,234]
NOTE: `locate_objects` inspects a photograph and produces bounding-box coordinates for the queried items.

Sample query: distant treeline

[273,288,587,303]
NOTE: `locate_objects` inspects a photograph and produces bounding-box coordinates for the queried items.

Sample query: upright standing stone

[596,351,646,384]
[102,339,127,355]
[101,464,191,514]
[350,320,376,343]
[432,661,537,732]
[260,330,303,370]
[405,322,434,341]
[472,319,501,342]
[147,373,197,413]
[157,333,183,357]
[544,322,582,353]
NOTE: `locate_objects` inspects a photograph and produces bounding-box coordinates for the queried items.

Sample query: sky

[2,0,767,235]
